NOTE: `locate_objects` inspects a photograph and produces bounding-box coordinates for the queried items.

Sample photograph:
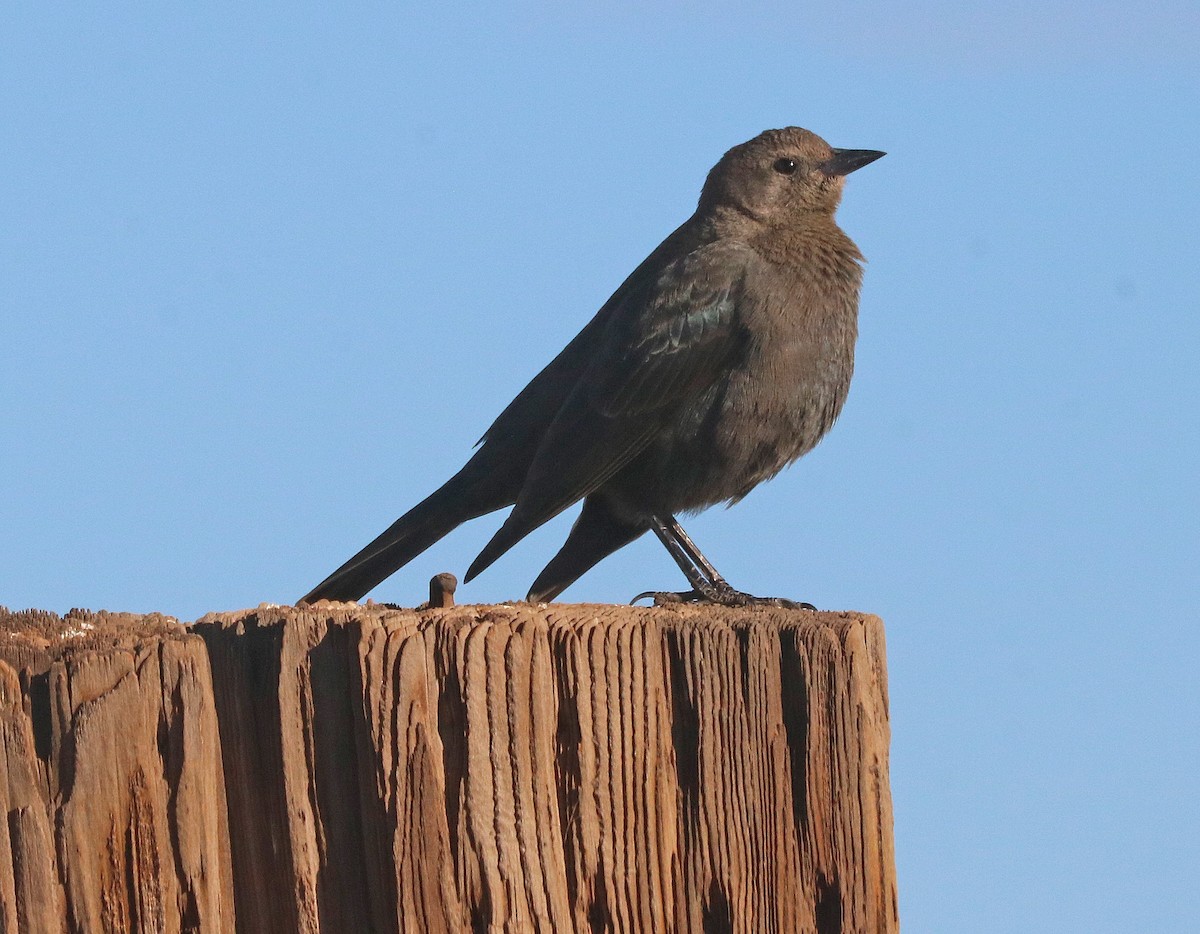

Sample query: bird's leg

[659,514,728,586]
[635,515,721,601]
[631,515,814,609]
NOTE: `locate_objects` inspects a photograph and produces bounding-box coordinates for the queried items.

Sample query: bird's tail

[525,496,648,603]
[300,470,508,604]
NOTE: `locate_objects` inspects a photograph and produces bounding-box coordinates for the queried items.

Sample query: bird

[300,127,883,608]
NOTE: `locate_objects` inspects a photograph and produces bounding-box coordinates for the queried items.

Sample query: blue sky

[3,3,1198,930]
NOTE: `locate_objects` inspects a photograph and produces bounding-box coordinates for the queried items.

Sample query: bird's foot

[632,581,814,610]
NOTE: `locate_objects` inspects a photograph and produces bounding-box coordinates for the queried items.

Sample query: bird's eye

[773,158,798,175]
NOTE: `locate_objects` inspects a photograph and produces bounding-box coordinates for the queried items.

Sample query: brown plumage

[301,127,884,607]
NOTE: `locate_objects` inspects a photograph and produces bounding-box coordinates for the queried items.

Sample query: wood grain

[0,608,235,933]
[1,602,896,933]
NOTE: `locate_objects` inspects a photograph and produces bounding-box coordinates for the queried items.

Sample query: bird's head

[699,127,884,223]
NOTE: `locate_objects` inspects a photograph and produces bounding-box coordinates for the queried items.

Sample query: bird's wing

[466,240,754,579]
[474,217,698,452]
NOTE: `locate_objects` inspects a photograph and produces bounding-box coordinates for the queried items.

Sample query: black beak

[822,148,886,177]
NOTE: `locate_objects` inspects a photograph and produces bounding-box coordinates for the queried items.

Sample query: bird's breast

[686,262,859,506]
[610,234,863,515]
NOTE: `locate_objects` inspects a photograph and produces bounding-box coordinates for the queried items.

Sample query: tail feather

[300,469,512,604]
[464,512,528,585]
[525,496,648,603]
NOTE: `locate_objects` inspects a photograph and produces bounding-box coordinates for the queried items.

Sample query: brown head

[698,127,884,222]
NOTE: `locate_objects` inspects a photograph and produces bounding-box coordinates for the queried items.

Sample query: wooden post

[0,602,896,933]
[0,609,234,933]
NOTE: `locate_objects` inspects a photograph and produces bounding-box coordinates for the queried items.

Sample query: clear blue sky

[3,3,1197,930]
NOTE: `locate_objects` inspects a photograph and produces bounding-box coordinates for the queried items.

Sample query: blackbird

[301,127,883,607]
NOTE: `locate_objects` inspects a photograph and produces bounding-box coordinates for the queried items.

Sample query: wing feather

[466,241,756,579]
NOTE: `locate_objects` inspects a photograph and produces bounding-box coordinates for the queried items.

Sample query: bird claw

[631,589,692,606]
[631,585,814,610]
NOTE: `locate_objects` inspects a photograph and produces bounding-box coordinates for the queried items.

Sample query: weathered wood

[0,608,235,933]
[0,602,896,933]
